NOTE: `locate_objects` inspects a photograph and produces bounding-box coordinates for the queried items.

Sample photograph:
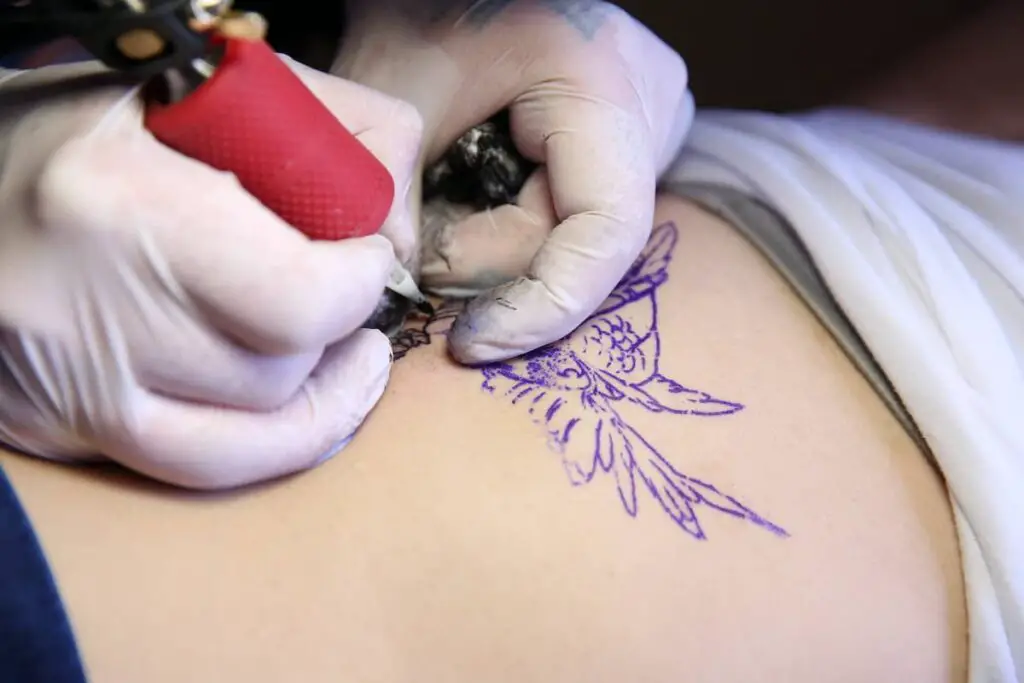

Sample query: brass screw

[188,9,266,42]
[216,11,268,41]
[116,28,166,60]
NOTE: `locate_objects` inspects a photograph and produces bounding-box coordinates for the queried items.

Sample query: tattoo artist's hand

[334,0,693,363]
[0,59,422,489]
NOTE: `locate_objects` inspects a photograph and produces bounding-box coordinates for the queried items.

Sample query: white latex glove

[0,58,423,489]
[334,0,694,363]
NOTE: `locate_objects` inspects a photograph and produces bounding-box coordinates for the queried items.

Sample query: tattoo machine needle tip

[387,263,433,315]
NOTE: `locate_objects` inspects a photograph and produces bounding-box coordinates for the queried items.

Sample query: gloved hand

[0,57,422,489]
[334,0,694,363]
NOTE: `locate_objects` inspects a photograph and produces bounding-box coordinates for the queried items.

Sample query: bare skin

[7,4,1015,678]
[1,197,966,683]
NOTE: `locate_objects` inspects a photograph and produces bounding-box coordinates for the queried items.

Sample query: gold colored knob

[216,11,268,41]
[116,28,166,60]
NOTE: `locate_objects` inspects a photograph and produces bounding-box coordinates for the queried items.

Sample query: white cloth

[665,109,1024,683]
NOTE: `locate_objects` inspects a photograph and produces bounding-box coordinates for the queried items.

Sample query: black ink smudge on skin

[364,289,416,339]
[391,299,464,361]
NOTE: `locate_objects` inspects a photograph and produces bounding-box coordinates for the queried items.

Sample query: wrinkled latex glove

[334,0,694,363]
[0,58,422,489]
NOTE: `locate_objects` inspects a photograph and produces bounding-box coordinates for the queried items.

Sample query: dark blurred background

[245,0,986,111]
[623,0,985,110]
[0,0,993,110]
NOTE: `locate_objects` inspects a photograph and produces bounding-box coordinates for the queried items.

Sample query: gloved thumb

[101,329,393,490]
[419,169,556,297]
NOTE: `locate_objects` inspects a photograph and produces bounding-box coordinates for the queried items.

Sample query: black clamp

[6,0,214,78]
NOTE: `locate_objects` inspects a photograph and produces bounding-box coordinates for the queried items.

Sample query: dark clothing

[0,466,87,683]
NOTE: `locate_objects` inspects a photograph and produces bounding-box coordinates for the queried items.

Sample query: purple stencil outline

[479,221,788,540]
[390,221,787,540]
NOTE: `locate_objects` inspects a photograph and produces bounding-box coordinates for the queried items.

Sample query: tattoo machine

[9,0,428,307]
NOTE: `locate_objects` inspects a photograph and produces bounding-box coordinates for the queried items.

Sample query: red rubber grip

[144,38,394,241]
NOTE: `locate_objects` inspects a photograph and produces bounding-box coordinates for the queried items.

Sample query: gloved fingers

[283,57,425,265]
[329,21,466,160]
[655,89,695,176]
[138,347,322,413]
[349,113,423,266]
[84,246,328,412]
[37,133,395,356]
[447,100,657,363]
[129,318,324,412]
[420,169,555,296]
[101,329,392,490]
